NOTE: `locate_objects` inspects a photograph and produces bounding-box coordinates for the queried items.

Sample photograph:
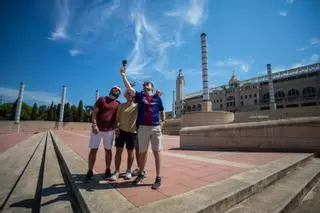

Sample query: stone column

[172,90,176,118]
[201,33,212,112]
[58,85,67,127]
[15,82,25,124]
[267,64,276,110]
[95,89,99,102]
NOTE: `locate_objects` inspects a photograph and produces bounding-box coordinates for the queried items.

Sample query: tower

[200,33,212,111]
[58,85,67,127]
[267,64,276,110]
[175,69,185,117]
[15,82,25,124]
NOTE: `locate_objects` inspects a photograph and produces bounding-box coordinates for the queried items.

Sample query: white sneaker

[125,170,132,180]
[110,171,119,181]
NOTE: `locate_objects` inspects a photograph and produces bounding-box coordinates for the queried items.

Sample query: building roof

[184,63,320,99]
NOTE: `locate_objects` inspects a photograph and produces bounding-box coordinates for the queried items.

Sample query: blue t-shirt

[135,91,164,126]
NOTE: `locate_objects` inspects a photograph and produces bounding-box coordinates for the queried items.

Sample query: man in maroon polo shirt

[85,85,121,181]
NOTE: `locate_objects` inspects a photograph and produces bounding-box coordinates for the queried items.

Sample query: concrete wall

[181,111,234,127]
[180,116,320,152]
[234,105,320,123]
[162,119,181,135]
[0,121,91,133]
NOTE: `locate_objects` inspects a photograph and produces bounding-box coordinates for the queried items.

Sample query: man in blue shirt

[120,67,165,189]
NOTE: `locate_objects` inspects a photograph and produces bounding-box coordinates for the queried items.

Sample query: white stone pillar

[201,33,212,112]
[172,90,176,118]
[95,89,99,102]
[58,85,67,125]
[267,64,276,110]
[15,82,25,124]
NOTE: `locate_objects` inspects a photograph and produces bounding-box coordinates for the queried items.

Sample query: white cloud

[310,37,320,45]
[164,0,206,26]
[286,0,294,4]
[213,57,255,73]
[296,37,320,51]
[48,0,70,41]
[126,2,184,79]
[278,11,288,17]
[69,48,83,56]
[0,87,62,105]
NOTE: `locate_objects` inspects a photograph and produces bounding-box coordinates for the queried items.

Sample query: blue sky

[1,0,319,111]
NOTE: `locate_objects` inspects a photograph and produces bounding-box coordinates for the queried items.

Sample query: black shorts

[115,130,137,150]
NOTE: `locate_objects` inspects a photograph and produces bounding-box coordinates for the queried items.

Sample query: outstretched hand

[120,67,126,76]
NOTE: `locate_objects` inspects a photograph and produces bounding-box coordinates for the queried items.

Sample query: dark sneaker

[132,168,140,177]
[84,170,93,182]
[132,171,145,185]
[151,176,161,189]
[105,168,112,180]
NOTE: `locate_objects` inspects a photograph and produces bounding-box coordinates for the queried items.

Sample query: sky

[1,0,320,111]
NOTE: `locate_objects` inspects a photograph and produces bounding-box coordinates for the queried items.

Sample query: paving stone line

[1,132,47,213]
[126,154,313,213]
[50,131,135,213]
[0,132,45,210]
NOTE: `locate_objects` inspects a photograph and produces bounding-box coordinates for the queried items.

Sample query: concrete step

[1,132,47,213]
[224,158,320,213]
[291,178,320,213]
[40,132,73,213]
[50,131,314,213]
[50,131,135,213]
[0,132,45,210]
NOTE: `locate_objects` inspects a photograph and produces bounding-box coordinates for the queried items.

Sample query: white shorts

[138,125,162,152]
[88,130,115,150]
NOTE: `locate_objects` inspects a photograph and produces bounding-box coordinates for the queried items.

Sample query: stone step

[0,132,45,210]
[50,131,135,213]
[1,132,47,213]
[40,132,73,213]
[292,178,320,213]
[50,131,314,213]
[224,158,320,213]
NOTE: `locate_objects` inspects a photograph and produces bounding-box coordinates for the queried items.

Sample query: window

[245,95,247,99]
[254,94,257,97]
[254,99,257,104]
[192,105,196,111]
[197,104,202,111]
[302,87,316,99]
[275,91,285,101]
[249,94,252,98]
[263,93,269,103]
[241,95,243,99]
[220,99,222,103]
[227,103,229,107]
[241,101,243,106]
[288,89,299,100]
[220,104,223,109]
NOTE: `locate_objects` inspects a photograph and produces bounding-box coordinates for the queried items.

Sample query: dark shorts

[115,130,137,150]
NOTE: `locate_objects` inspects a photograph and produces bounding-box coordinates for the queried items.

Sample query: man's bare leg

[135,147,140,168]
[153,151,161,177]
[115,147,123,172]
[127,149,134,171]
[88,149,98,170]
[139,152,148,172]
[105,149,112,172]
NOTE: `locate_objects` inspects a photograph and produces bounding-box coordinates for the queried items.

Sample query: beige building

[173,63,320,117]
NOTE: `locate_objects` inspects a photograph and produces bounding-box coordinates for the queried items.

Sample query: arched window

[288,89,299,100]
[275,91,285,101]
[197,104,202,111]
[302,87,316,99]
[263,93,269,103]
[187,106,191,112]
[192,105,196,111]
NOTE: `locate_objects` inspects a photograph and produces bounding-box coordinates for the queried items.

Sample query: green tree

[10,99,18,120]
[63,103,72,122]
[52,104,57,121]
[0,103,14,120]
[31,103,38,120]
[38,105,48,120]
[77,100,84,122]
[48,102,54,121]
[56,104,61,121]
[84,105,93,122]
[71,105,77,122]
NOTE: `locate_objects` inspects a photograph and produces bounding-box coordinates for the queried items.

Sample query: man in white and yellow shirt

[110,90,138,181]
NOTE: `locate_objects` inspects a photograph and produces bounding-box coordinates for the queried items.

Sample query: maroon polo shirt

[95,96,120,131]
